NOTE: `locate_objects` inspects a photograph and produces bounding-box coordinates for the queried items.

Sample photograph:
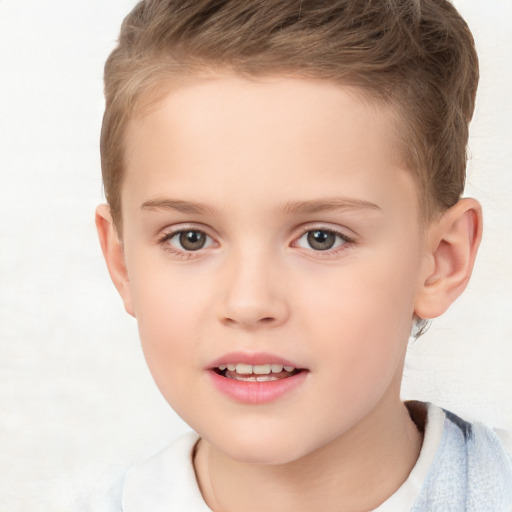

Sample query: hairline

[111,68,435,237]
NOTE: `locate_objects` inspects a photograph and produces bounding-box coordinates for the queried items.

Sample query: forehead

[122,75,418,218]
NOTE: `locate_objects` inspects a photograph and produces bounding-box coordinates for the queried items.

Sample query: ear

[95,204,135,317]
[414,198,482,319]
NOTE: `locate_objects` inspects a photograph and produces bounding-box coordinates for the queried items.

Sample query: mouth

[213,363,303,382]
[209,353,309,405]
[208,356,308,404]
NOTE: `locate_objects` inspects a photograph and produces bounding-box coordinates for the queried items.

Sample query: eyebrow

[277,197,382,215]
[140,199,215,215]
[140,197,381,216]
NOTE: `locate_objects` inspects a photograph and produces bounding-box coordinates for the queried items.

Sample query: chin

[205,425,325,466]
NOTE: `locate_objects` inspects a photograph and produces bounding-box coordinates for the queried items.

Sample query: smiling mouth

[213,363,303,382]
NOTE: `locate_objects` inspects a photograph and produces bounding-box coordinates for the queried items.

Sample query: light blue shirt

[97,403,512,511]
[411,409,512,511]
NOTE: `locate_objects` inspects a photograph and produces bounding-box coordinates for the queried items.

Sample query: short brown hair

[101,0,479,231]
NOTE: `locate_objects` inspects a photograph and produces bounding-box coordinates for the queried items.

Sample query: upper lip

[208,351,305,370]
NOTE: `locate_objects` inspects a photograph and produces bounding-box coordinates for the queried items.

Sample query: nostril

[219,295,289,328]
[222,316,276,327]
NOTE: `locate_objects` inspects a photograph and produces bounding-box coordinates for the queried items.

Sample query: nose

[218,249,289,329]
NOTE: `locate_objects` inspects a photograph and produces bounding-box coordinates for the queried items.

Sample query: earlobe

[95,204,135,317]
[414,198,482,320]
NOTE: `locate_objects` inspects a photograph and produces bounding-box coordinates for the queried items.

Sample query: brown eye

[306,230,337,250]
[178,230,207,251]
[295,228,350,253]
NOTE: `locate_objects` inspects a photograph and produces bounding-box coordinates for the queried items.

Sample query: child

[95,0,512,510]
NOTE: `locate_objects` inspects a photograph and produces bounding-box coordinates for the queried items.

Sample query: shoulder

[87,432,208,512]
[495,427,512,458]
[442,407,512,467]
[412,403,512,512]
[121,431,209,512]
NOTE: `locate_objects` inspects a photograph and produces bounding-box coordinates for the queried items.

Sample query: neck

[194,398,423,512]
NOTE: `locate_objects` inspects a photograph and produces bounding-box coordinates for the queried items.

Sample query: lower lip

[209,370,308,404]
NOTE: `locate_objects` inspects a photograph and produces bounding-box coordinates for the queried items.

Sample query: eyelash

[293,226,355,257]
[157,225,355,259]
[157,227,214,260]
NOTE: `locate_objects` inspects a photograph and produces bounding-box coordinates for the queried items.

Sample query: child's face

[118,75,429,464]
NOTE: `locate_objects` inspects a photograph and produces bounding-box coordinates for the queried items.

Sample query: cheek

[128,266,213,395]
[129,252,213,336]
[299,251,419,380]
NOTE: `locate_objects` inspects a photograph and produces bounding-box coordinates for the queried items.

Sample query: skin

[96,75,482,511]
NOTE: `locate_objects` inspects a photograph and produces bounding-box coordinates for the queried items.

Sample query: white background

[0,1,511,510]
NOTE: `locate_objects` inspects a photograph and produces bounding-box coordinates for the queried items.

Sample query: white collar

[122,431,208,511]
[122,403,447,511]
[372,402,446,511]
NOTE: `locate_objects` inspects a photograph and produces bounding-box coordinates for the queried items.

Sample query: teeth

[256,375,279,382]
[227,374,258,382]
[227,374,280,382]
[253,364,271,375]
[218,363,296,374]
[235,363,253,374]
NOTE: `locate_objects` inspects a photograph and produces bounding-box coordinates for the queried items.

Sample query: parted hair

[101,0,479,230]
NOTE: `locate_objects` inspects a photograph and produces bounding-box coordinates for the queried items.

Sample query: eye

[295,229,348,251]
[163,229,214,252]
